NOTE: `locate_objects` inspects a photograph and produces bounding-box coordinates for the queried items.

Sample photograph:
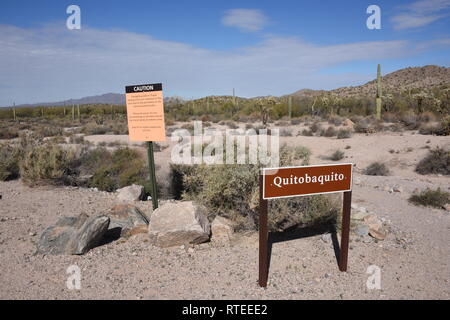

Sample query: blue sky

[0,0,449,106]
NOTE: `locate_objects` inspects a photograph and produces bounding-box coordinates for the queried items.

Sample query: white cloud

[0,23,446,105]
[391,0,450,30]
[221,9,269,32]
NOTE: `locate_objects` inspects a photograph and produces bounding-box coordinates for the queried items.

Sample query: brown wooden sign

[263,163,352,199]
[258,163,353,287]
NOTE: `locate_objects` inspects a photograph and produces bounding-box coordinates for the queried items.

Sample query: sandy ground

[0,125,449,300]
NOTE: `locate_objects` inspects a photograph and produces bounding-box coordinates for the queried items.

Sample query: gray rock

[321,233,332,243]
[103,204,149,239]
[116,184,145,202]
[37,214,110,255]
[148,201,211,248]
[354,224,369,237]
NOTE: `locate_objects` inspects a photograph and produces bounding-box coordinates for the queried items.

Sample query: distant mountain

[11,65,450,108]
[288,65,450,98]
[14,93,184,108]
[15,93,125,108]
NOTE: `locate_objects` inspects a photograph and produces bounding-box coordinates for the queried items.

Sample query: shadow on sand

[267,222,341,272]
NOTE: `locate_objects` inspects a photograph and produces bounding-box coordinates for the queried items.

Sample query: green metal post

[146,141,158,210]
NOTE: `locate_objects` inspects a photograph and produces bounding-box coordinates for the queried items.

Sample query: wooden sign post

[125,83,166,210]
[259,163,353,287]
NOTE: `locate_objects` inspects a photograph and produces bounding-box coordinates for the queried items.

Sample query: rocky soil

[0,129,449,300]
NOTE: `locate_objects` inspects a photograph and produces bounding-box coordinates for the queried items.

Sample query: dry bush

[327,116,343,126]
[354,117,379,133]
[418,116,449,136]
[0,143,20,181]
[337,128,352,139]
[310,122,322,133]
[300,129,313,136]
[275,120,289,127]
[0,126,19,139]
[382,112,398,123]
[290,118,301,125]
[399,111,419,130]
[418,112,436,123]
[20,143,76,186]
[364,162,390,176]
[170,144,336,232]
[409,188,449,208]
[321,126,337,137]
[279,128,293,136]
[415,147,450,175]
[330,149,345,161]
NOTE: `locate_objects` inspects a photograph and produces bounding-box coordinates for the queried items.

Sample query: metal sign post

[259,163,353,287]
[146,141,159,210]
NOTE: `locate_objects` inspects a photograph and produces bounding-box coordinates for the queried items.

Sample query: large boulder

[116,184,145,202]
[103,204,149,239]
[37,214,110,255]
[148,201,210,247]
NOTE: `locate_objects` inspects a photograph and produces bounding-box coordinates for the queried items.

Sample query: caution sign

[125,83,166,142]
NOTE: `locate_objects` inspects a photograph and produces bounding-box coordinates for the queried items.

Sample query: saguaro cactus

[376,64,382,120]
[288,96,292,119]
[13,103,16,121]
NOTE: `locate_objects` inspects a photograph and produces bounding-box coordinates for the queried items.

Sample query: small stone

[393,186,403,193]
[369,229,386,240]
[187,248,195,253]
[363,214,382,231]
[29,232,36,236]
[321,233,332,243]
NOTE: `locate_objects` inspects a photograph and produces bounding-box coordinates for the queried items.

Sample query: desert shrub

[171,144,336,231]
[225,121,238,129]
[275,120,289,127]
[69,135,85,144]
[386,123,404,132]
[419,116,449,136]
[0,143,20,181]
[322,126,337,137]
[337,129,352,139]
[80,147,149,192]
[310,122,322,133]
[399,111,419,130]
[354,117,378,133]
[36,126,63,137]
[418,112,436,123]
[330,149,345,161]
[300,129,313,136]
[327,116,343,126]
[0,127,19,139]
[290,118,301,125]
[364,162,390,176]
[82,123,109,135]
[409,188,449,208]
[279,128,293,136]
[415,147,450,175]
[382,112,398,123]
[20,143,76,185]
